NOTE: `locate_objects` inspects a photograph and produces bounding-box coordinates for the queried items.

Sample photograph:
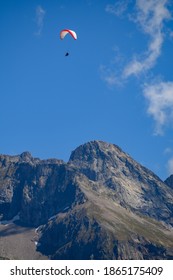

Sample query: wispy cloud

[35,5,46,36]
[123,0,171,77]
[100,47,125,87]
[100,65,122,87]
[164,147,172,155]
[105,0,130,17]
[143,81,173,135]
[104,0,171,80]
[167,157,173,175]
[164,148,173,175]
[104,0,173,134]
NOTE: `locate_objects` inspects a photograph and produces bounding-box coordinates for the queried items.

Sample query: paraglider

[60,29,77,40]
[60,29,77,56]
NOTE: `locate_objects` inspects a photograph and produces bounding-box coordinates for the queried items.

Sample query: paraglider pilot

[60,29,77,57]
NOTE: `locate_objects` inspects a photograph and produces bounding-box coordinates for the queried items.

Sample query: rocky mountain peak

[69,140,158,183]
[69,140,125,180]
[68,140,173,225]
[20,151,34,162]
[69,140,122,162]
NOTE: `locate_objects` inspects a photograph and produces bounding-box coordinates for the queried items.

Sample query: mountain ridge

[0,140,173,259]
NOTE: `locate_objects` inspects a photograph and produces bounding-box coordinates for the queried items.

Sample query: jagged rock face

[0,153,86,226]
[0,141,173,260]
[0,154,23,220]
[20,164,86,226]
[69,141,173,225]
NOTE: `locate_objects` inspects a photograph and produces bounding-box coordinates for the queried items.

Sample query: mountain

[0,140,173,260]
[165,175,173,189]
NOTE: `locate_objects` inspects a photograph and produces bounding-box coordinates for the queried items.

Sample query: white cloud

[35,5,46,36]
[123,0,171,77]
[143,81,173,135]
[103,0,171,84]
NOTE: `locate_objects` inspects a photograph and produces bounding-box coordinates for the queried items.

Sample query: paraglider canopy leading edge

[60,29,77,40]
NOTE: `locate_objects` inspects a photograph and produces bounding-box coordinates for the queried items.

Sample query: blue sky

[1,0,173,180]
